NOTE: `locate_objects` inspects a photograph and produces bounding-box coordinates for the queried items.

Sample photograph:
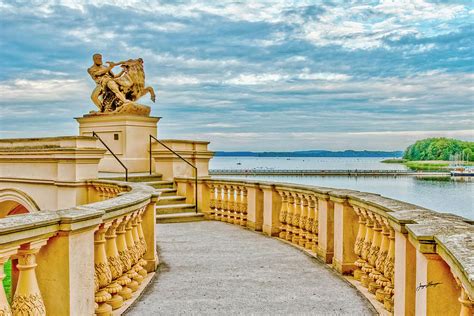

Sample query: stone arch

[0,188,40,218]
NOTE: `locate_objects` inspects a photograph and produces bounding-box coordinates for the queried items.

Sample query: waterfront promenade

[126,221,375,315]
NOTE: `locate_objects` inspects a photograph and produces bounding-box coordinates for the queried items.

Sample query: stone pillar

[316,195,334,263]
[245,185,263,231]
[142,197,158,272]
[331,196,358,274]
[260,184,281,237]
[393,231,416,316]
[198,181,210,215]
[76,114,160,173]
[415,251,461,315]
[36,221,98,316]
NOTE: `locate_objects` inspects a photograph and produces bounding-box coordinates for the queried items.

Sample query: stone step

[156,212,205,223]
[145,181,174,189]
[110,174,163,182]
[155,203,196,215]
[157,195,187,205]
[154,188,178,197]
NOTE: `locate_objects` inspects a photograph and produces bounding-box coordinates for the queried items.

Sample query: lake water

[210,157,473,219]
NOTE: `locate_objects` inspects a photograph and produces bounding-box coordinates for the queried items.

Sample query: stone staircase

[113,174,204,223]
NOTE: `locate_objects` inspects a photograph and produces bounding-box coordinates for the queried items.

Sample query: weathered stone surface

[126,221,376,315]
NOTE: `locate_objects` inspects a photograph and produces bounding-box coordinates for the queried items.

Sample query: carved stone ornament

[11,293,45,316]
[87,54,155,116]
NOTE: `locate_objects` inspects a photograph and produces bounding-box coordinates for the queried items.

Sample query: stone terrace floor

[126,221,376,315]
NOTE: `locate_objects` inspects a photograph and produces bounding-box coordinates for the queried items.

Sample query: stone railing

[0,180,159,316]
[175,177,473,315]
[87,180,132,202]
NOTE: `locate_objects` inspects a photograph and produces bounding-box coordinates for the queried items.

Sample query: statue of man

[87,53,129,110]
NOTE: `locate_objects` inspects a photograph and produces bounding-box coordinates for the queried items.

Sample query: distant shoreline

[214,150,403,158]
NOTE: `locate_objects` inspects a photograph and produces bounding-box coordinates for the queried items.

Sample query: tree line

[403,138,474,161]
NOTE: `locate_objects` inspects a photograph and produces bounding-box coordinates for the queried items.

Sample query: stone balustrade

[176,177,474,315]
[0,180,159,316]
[87,180,131,202]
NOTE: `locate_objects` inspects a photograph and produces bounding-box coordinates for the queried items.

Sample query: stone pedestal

[76,114,160,173]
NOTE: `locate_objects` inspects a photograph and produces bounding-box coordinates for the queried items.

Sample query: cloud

[0,79,87,102]
[0,1,472,150]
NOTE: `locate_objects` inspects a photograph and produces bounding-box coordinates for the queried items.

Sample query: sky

[0,0,473,151]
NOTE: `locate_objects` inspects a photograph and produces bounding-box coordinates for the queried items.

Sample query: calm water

[211,157,408,170]
[210,157,473,219]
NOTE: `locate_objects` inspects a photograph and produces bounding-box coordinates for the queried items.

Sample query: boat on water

[450,167,474,177]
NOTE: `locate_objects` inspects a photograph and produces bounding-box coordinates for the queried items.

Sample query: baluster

[298,195,309,247]
[215,185,223,221]
[383,228,395,312]
[368,214,383,294]
[353,206,367,281]
[285,193,295,241]
[219,185,227,222]
[222,185,229,222]
[291,194,302,245]
[11,240,47,316]
[208,184,216,220]
[0,247,17,316]
[361,211,379,288]
[375,217,391,302]
[116,217,137,293]
[240,187,248,226]
[233,186,242,225]
[104,187,111,199]
[112,218,133,301]
[278,191,288,239]
[94,224,113,316]
[125,216,143,286]
[131,212,147,278]
[311,196,319,253]
[105,221,123,310]
[305,196,315,250]
[137,208,148,259]
[228,185,236,224]
[360,209,374,287]
[97,187,104,201]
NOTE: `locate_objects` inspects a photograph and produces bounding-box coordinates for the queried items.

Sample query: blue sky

[0,0,473,151]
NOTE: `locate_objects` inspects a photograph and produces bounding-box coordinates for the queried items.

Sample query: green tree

[403,138,474,161]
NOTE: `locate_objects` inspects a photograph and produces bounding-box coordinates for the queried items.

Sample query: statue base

[75,114,160,173]
[86,102,151,117]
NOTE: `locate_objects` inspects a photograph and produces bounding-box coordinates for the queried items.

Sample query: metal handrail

[92,131,128,181]
[149,135,198,213]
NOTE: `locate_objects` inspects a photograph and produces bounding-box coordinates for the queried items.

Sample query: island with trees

[383,138,474,171]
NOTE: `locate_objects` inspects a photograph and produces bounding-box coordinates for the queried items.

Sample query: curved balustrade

[88,180,131,202]
[0,180,159,316]
[176,177,474,315]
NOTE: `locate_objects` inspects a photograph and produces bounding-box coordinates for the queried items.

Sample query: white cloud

[298,1,469,50]
[205,123,236,128]
[0,79,87,102]
[225,73,288,85]
[298,72,351,81]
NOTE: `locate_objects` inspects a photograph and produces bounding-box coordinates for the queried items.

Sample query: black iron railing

[92,131,128,181]
[149,135,198,213]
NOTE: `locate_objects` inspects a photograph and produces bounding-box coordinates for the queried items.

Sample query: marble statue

[87,54,155,115]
